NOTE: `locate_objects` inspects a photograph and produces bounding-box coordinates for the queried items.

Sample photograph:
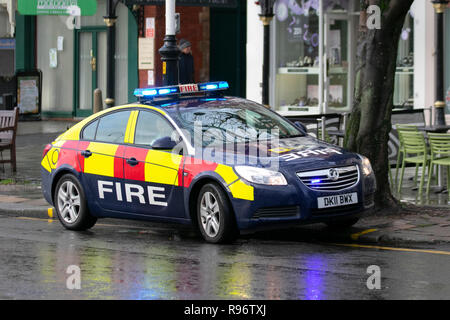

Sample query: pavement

[0,120,449,246]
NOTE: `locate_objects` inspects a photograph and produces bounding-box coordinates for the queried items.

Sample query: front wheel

[197,183,238,244]
[54,174,97,231]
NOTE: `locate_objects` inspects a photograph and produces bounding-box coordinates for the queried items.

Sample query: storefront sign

[139,38,154,70]
[0,39,15,77]
[18,0,97,16]
[18,77,40,114]
[0,38,15,50]
[148,70,154,86]
[124,0,236,7]
[146,18,155,38]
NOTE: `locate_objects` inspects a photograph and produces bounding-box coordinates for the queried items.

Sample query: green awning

[18,0,97,16]
[123,0,237,7]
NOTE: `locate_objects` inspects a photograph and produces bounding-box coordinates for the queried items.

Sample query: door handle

[90,49,96,71]
[90,56,97,71]
[126,158,139,166]
[81,150,92,158]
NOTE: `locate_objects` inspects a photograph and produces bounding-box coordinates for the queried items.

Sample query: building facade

[246,0,450,124]
[9,0,245,118]
[0,0,16,109]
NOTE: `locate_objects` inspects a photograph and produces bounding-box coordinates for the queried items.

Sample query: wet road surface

[0,215,449,299]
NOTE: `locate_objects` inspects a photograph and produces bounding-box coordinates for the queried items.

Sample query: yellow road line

[331,243,450,256]
[13,217,450,256]
[16,216,54,223]
[350,228,378,240]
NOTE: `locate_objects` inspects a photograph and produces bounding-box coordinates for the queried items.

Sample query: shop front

[16,0,246,118]
[34,0,132,118]
[272,0,357,117]
[126,0,245,97]
[248,0,439,115]
[247,0,440,160]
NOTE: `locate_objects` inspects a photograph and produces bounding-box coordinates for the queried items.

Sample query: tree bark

[345,0,414,211]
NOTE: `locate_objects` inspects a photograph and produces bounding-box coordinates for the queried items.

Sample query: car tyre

[54,174,97,231]
[325,217,359,229]
[197,183,238,244]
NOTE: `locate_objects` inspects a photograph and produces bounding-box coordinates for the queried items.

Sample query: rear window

[82,120,98,140]
[96,111,132,143]
[82,111,132,143]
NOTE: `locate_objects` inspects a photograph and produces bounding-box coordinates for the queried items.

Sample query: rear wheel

[54,174,97,230]
[197,183,237,243]
[325,218,359,229]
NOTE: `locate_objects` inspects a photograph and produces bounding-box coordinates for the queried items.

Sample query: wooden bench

[0,107,19,172]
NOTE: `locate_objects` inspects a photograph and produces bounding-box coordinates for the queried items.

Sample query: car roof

[141,96,249,113]
[55,96,252,142]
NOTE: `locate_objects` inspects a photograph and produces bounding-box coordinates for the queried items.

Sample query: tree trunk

[345,0,414,211]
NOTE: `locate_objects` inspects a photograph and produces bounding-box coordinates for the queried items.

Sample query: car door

[123,109,184,218]
[78,110,132,213]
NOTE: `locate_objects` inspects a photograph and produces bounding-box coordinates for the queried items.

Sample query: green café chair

[397,130,429,195]
[426,133,450,200]
[395,124,419,186]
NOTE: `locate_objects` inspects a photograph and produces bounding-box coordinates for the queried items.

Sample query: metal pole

[259,0,275,108]
[104,0,118,108]
[432,0,449,126]
[159,0,180,86]
[319,0,324,115]
[261,18,272,106]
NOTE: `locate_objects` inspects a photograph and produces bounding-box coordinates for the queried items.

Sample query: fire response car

[41,81,376,243]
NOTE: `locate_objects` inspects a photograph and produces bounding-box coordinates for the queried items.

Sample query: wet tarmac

[0,215,449,300]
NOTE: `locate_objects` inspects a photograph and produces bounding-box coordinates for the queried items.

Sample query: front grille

[297,165,359,191]
[253,206,300,219]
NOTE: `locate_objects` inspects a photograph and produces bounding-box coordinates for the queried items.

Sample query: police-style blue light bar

[134,81,229,100]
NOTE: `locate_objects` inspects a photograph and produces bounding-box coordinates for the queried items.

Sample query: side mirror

[151,136,177,150]
[294,121,307,134]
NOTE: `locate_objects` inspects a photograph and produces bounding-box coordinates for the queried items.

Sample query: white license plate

[317,192,358,209]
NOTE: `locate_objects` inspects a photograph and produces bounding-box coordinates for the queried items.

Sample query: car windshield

[168,99,303,147]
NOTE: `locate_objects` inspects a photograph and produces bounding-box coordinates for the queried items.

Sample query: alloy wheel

[199,191,221,238]
[57,181,81,224]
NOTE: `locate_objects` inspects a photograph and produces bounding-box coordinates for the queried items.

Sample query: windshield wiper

[280,134,304,139]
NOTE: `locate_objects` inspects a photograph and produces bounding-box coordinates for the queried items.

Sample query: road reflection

[35,228,341,300]
[303,255,326,300]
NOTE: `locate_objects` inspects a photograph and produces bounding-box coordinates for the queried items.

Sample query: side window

[82,120,98,141]
[134,111,175,146]
[95,111,132,143]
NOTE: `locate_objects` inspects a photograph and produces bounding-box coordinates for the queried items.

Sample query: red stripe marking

[123,146,149,181]
[114,145,126,179]
[77,141,90,172]
[56,141,80,171]
[181,157,218,188]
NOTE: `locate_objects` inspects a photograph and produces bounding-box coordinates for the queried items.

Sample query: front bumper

[41,166,53,206]
[230,167,376,232]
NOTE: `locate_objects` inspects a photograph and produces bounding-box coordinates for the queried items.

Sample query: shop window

[393,11,414,108]
[274,2,320,112]
[273,0,357,114]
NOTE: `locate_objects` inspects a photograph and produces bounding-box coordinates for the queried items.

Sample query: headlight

[359,155,373,176]
[234,166,287,186]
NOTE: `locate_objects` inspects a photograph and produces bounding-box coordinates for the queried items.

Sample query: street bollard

[93,88,103,113]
